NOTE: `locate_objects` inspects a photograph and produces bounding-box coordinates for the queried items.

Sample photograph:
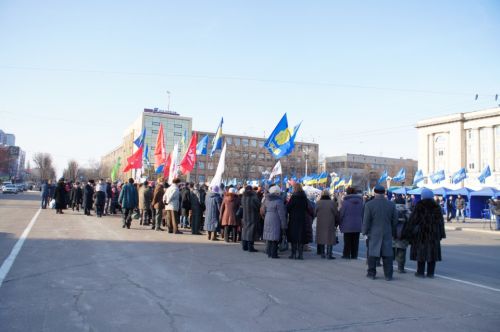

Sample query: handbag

[279,233,289,252]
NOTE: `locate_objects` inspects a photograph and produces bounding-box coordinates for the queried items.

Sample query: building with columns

[416,107,500,187]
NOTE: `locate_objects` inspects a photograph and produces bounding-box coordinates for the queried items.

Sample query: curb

[444,225,499,235]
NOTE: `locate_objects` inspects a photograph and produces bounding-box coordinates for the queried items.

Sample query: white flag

[269,160,282,180]
[209,143,227,189]
[168,143,179,185]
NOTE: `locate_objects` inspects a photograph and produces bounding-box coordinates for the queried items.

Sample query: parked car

[2,184,18,194]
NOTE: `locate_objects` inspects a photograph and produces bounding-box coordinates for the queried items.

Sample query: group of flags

[411,165,492,186]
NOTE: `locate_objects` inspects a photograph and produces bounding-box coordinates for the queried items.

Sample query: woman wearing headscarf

[405,188,446,278]
[315,189,338,259]
[261,185,287,258]
[205,185,223,241]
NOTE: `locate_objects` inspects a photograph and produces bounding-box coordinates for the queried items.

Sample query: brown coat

[220,193,239,226]
[152,184,165,210]
[315,197,338,245]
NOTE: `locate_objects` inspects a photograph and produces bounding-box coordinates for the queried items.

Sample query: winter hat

[421,188,433,200]
[269,186,281,195]
[212,185,220,194]
[374,185,385,194]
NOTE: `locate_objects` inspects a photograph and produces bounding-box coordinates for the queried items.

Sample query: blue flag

[264,113,301,159]
[143,144,149,163]
[452,168,467,184]
[377,170,388,185]
[413,170,424,185]
[430,170,446,184]
[196,135,208,155]
[210,118,224,157]
[478,165,491,184]
[392,168,406,182]
[134,128,146,148]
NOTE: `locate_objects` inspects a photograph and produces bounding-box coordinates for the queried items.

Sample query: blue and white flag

[196,135,208,155]
[413,170,424,185]
[430,170,446,184]
[452,168,467,184]
[143,144,149,162]
[134,128,146,148]
[377,170,388,185]
[264,113,301,159]
[210,118,224,157]
[392,168,406,183]
[478,165,491,184]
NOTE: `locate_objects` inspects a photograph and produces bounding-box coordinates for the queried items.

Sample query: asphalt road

[0,192,499,332]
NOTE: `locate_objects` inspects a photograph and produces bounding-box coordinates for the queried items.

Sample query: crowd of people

[38,176,488,281]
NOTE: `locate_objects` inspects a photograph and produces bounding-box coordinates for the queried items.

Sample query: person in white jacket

[163,178,182,234]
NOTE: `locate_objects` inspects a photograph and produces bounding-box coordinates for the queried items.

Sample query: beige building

[416,107,500,187]
[101,108,192,180]
[193,131,319,184]
[321,153,417,189]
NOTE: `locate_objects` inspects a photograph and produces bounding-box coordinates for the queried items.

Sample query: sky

[0,0,499,176]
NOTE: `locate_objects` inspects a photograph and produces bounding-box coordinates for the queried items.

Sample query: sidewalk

[444,218,499,235]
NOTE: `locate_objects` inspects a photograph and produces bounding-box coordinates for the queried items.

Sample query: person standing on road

[40,180,50,209]
[315,189,338,260]
[362,185,398,281]
[70,182,83,211]
[493,197,500,231]
[190,183,203,235]
[339,187,364,260]
[83,180,95,216]
[286,183,311,260]
[119,178,138,229]
[180,184,191,229]
[151,180,165,231]
[204,185,222,241]
[405,188,446,278]
[220,188,239,242]
[138,180,153,226]
[95,179,106,218]
[53,178,67,214]
[105,179,112,215]
[393,203,410,273]
[261,185,287,259]
[163,178,182,234]
[455,195,466,223]
[446,196,455,223]
[241,185,261,252]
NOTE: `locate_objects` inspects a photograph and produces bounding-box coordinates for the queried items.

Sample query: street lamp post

[303,146,311,177]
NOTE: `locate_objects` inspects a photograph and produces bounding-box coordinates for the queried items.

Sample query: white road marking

[333,250,500,293]
[0,208,41,287]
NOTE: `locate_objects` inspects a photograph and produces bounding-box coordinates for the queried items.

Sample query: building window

[251,153,256,159]
[259,141,265,148]
[466,129,476,171]
[198,162,205,169]
[234,138,240,146]
[226,137,232,145]
[242,138,249,147]
[208,162,214,170]
[174,124,182,128]
[480,127,492,170]
[152,121,160,126]
[258,153,265,160]
[152,129,158,134]
[174,132,182,136]
[434,135,447,171]
[250,139,257,147]
[198,175,205,183]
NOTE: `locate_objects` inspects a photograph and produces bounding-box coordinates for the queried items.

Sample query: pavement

[443,218,499,234]
[0,192,499,332]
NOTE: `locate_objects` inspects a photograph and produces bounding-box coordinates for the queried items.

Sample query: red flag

[154,124,166,170]
[179,133,198,175]
[123,146,144,172]
[163,152,172,178]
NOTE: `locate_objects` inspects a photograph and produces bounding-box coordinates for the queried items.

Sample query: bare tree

[63,159,79,181]
[32,152,55,181]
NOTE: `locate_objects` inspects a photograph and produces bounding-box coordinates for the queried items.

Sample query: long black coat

[70,186,83,204]
[287,191,313,244]
[405,199,446,262]
[241,190,261,242]
[54,182,66,209]
[83,184,94,209]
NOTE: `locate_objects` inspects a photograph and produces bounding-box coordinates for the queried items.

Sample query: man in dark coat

[189,183,203,235]
[83,180,95,216]
[40,180,50,209]
[151,180,165,231]
[241,185,261,252]
[287,183,312,260]
[339,187,364,259]
[70,182,83,211]
[119,178,138,229]
[362,185,398,280]
[53,179,67,214]
[180,184,191,229]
